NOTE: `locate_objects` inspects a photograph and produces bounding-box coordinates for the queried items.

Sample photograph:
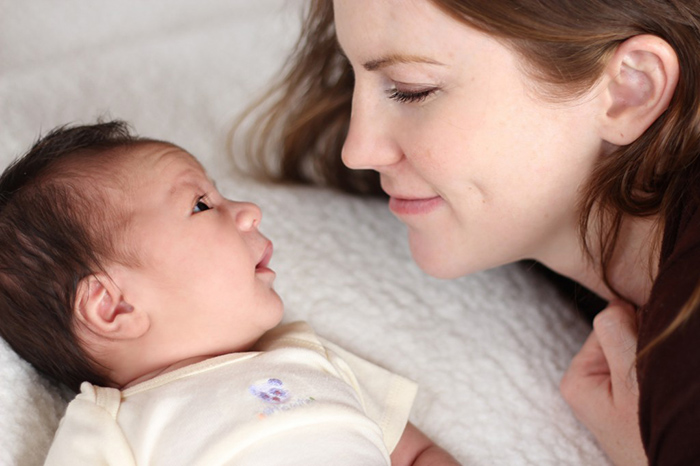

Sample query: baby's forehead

[87,142,205,209]
[115,142,210,201]
[56,141,200,185]
[120,142,202,171]
[100,142,207,241]
[108,142,202,186]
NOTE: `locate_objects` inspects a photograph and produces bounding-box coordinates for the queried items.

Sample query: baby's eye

[193,197,211,213]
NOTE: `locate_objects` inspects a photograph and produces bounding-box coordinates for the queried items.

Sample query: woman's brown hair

[231,0,700,352]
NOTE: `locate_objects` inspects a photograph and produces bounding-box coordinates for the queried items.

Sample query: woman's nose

[341,87,403,171]
[232,201,262,231]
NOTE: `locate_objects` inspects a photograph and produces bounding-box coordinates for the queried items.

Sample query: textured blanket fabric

[0,1,610,464]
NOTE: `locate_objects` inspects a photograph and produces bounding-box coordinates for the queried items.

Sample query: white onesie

[44,322,417,465]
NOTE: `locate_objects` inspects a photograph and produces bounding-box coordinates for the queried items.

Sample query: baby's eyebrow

[168,170,209,198]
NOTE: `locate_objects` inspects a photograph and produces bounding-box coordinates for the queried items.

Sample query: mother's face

[334,0,606,278]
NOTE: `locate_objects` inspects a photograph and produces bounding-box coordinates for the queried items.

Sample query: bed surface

[0,1,610,464]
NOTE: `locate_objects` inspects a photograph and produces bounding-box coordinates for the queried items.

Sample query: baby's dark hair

[0,120,155,391]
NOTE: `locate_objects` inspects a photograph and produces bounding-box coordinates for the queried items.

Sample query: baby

[0,121,460,465]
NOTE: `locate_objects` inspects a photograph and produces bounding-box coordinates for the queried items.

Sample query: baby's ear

[74,273,149,340]
[597,34,679,145]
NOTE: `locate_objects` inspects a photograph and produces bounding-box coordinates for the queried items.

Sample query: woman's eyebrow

[362,54,445,71]
[335,39,444,71]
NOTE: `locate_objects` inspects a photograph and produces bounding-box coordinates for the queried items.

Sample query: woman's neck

[545,215,660,307]
[606,215,660,306]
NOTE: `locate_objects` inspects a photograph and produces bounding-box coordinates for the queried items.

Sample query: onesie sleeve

[44,383,135,466]
[317,336,418,452]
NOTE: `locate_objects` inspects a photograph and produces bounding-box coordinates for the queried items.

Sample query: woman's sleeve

[638,202,700,465]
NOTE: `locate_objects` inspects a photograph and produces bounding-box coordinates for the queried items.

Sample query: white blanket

[0,1,610,464]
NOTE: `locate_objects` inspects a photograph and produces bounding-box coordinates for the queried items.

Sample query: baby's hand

[391,422,462,466]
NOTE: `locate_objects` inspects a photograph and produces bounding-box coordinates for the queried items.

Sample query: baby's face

[113,143,283,362]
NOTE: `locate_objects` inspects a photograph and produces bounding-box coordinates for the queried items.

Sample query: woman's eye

[387,87,436,104]
[193,198,211,213]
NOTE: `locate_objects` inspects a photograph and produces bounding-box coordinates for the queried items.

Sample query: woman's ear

[597,34,679,145]
[74,273,149,340]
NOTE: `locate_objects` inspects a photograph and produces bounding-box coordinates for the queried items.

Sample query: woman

[232,1,700,464]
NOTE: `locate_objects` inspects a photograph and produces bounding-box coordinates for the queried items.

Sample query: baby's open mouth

[256,241,273,270]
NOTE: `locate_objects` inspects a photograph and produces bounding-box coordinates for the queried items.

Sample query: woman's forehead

[334,0,496,69]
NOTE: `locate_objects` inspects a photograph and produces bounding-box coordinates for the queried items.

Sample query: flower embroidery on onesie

[249,378,315,419]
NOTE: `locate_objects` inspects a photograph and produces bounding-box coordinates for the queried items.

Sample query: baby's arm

[390,422,461,466]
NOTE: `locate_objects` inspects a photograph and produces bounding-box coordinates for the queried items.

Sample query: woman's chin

[409,239,471,280]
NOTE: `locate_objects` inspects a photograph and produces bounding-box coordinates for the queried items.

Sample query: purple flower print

[249,378,290,404]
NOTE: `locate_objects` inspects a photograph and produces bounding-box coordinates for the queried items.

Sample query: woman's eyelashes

[193,196,212,213]
[386,86,438,104]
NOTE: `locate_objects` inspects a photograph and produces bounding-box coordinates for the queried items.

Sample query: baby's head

[0,121,282,391]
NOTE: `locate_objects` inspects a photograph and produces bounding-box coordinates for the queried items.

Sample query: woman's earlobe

[74,273,149,340]
[598,34,679,145]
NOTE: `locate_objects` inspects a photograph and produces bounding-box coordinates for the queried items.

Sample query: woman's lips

[388,196,443,215]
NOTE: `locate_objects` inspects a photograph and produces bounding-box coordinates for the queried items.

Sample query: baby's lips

[256,241,273,269]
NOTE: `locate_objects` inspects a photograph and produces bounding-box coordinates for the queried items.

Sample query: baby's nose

[233,201,262,230]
